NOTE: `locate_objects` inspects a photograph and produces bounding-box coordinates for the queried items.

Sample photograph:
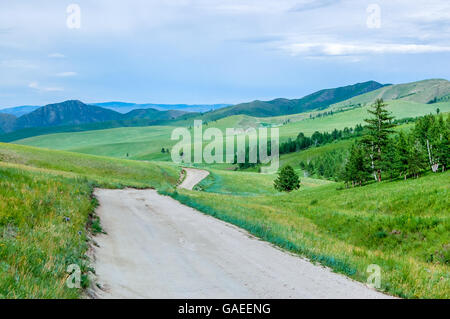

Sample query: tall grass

[0,166,95,298]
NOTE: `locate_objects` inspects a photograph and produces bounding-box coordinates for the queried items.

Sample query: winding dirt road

[90,169,390,299]
[178,167,210,190]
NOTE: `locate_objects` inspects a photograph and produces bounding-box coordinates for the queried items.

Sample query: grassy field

[0,143,179,298]
[167,170,450,298]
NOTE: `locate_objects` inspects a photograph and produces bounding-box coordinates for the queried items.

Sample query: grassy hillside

[167,170,450,298]
[331,79,450,109]
[0,143,178,188]
[0,165,95,298]
[0,143,180,298]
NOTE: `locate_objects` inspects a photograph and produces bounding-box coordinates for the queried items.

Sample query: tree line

[280,124,365,154]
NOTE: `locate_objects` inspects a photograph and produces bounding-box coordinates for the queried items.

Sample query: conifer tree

[361,99,396,181]
[343,142,370,187]
[274,165,300,192]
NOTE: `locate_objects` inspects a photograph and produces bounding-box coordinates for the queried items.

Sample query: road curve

[178,167,210,190]
[90,188,391,299]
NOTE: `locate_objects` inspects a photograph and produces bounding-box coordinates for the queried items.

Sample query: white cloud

[281,42,450,56]
[28,81,63,92]
[55,71,77,77]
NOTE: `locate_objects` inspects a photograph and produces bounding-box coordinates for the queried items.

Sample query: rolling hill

[123,108,188,120]
[331,79,450,110]
[200,81,386,120]
[0,113,16,134]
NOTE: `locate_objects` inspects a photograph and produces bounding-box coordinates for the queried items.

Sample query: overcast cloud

[0,0,449,107]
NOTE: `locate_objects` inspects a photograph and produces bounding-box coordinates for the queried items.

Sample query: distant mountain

[0,105,40,117]
[202,81,386,120]
[14,100,123,130]
[92,102,230,114]
[0,100,193,135]
[0,113,16,134]
[331,79,450,109]
[123,108,188,121]
[0,102,229,117]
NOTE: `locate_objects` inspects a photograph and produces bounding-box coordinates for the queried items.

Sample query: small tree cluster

[343,99,449,187]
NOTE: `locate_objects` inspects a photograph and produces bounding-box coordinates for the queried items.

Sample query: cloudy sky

[1,0,449,108]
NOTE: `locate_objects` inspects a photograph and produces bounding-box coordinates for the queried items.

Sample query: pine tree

[382,138,399,180]
[361,99,396,181]
[343,142,370,187]
[414,114,448,172]
[274,165,301,192]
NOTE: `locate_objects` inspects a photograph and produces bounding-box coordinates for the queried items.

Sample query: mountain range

[0,102,230,117]
[0,100,190,134]
[202,81,387,120]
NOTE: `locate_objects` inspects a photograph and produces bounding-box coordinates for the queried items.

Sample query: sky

[0,0,450,108]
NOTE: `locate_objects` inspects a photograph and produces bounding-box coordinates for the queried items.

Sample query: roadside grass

[165,171,450,298]
[0,166,95,298]
[0,142,180,298]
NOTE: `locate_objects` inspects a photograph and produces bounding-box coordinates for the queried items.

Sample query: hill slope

[331,79,450,109]
[0,105,40,117]
[0,113,16,134]
[123,108,188,120]
[203,81,385,119]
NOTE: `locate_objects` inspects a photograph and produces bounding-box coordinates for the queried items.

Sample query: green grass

[0,165,95,298]
[196,168,332,196]
[15,101,449,162]
[165,171,450,298]
[0,142,179,298]
[0,143,179,189]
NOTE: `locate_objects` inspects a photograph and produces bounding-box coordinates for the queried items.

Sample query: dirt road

[178,167,210,190]
[91,187,390,299]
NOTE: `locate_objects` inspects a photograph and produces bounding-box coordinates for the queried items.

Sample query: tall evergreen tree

[361,99,396,181]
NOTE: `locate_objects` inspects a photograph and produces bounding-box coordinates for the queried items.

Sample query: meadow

[14,101,449,161]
